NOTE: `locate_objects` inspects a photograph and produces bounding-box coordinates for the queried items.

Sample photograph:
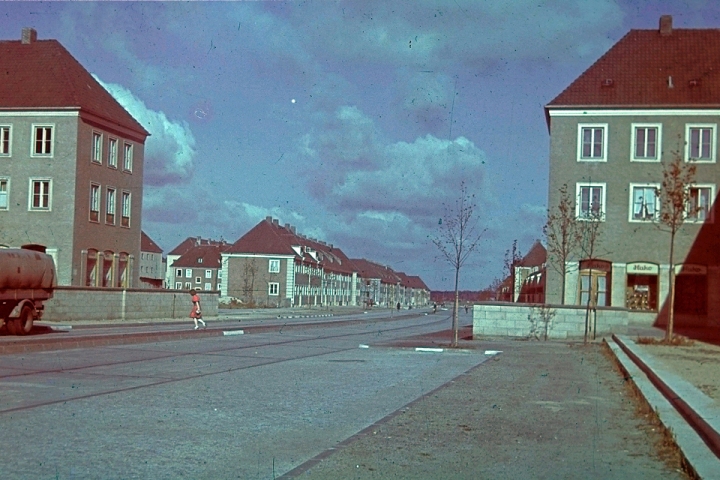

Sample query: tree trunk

[560,263,567,305]
[452,266,460,347]
[666,231,676,341]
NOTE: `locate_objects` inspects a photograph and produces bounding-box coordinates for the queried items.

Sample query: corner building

[545,16,720,327]
[0,29,149,286]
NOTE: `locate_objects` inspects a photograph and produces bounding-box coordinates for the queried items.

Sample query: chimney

[21,27,37,44]
[273,219,279,227]
[265,216,272,222]
[660,15,672,36]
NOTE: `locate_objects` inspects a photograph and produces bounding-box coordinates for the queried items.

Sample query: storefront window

[625,263,659,311]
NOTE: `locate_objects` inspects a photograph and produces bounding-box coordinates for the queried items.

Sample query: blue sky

[3,1,719,290]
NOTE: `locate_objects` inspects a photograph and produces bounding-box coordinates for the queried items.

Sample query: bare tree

[577,206,604,344]
[655,151,699,341]
[544,184,582,304]
[242,258,258,307]
[432,182,485,347]
[503,239,522,301]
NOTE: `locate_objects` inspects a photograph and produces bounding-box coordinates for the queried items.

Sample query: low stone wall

[41,287,218,322]
[472,302,629,339]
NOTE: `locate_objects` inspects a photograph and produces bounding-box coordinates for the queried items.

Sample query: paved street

[0,314,484,479]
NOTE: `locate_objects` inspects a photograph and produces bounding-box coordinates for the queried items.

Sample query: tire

[6,317,18,335]
[15,306,34,336]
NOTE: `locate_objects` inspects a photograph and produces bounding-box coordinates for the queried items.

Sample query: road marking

[223,330,245,336]
[484,350,503,355]
[415,347,444,353]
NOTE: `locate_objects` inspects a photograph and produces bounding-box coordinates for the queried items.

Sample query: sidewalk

[284,328,720,479]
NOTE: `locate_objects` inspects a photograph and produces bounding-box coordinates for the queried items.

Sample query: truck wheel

[15,306,34,335]
[6,318,19,335]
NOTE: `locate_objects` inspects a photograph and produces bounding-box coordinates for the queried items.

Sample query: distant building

[0,28,149,286]
[165,237,229,289]
[220,217,430,308]
[170,243,224,292]
[139,231,164,289]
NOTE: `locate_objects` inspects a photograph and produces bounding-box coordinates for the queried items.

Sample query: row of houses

[150,217,430,308]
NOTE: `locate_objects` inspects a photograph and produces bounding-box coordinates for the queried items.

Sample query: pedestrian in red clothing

[189,289,206,330]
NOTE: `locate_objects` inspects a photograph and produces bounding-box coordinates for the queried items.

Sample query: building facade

[0,28,148,287]
[545,16,720,325]
[139,231,164,289]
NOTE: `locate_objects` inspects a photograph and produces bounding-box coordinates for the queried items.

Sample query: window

[32,125,53,156]
[198,258,203,264]
[686,124,716,162]
[269,282,279,296]
[29,179,51,211]
[121,191,131,227]
[92,132,103,164]
[123,143,133,172]
[204,283,212,290]
[577,260,611,307]
[269,259,281,273]
[86,249,98,286]
[195,277,201,284]
[185,269,192,278]
[0,126,11,156]
[108,138,118,168]
[631,124,661,161]
[577,124,607,161]
[175,282,182,290]
[629,184,659,222]
[184,282,191,290]
[205,269,212,279]
[90,183,100,222]
[687,185,715,222]
[106,187,116,224]
[576,183,605,220]
[0,178,8,210]
[176,268,182,277]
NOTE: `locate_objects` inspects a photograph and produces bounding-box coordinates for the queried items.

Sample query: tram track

[0,315,455,415]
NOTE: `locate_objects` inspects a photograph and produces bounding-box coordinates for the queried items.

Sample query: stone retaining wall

[40,287,218,322]
[472,302,629,339]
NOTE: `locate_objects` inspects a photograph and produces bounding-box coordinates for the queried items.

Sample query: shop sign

[627,262,658,275]
[674,264,707,275]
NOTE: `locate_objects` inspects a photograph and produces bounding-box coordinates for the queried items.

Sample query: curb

[608,335,720,478]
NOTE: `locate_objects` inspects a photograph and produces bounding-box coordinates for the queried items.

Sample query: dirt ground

[289,338,689,480]
[634,339,720,402]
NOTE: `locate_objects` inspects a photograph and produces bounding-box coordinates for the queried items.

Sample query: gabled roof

[140,231,163,254]
[225,217,357,275]
[225,219,298,256]
[0,30,149,138]
[351,258,401,284]
[546,17,720,121]
[172,244,222,269]
[168,237,229,256]
[517,241,546,268]
[407,275,430,291]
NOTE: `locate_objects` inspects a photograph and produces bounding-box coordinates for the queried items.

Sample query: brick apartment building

[0,28,148,287]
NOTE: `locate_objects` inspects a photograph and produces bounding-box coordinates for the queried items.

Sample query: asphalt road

[0,313,484,479]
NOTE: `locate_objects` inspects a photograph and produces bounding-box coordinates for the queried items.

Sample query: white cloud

[95,76,197,186]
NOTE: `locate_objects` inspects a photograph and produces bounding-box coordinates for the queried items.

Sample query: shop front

[626,262,659,311]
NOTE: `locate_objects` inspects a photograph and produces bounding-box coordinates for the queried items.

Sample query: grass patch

[635,336,695,346]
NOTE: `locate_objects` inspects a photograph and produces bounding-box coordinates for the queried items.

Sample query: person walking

[189,289,206,329]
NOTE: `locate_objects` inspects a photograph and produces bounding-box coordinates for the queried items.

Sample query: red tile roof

[351,258,401,284]
[547,19,720,115]
[517,241,546,268]
[172,244,222,269]
[226,217,356,275]
[140,231,163,254]
[0,32,148,138]
[168,237,229,256]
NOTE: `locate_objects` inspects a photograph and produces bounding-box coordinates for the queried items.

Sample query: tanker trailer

[0,244,56,335]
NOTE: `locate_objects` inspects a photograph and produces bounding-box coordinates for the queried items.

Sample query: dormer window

[198,258,203,264]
